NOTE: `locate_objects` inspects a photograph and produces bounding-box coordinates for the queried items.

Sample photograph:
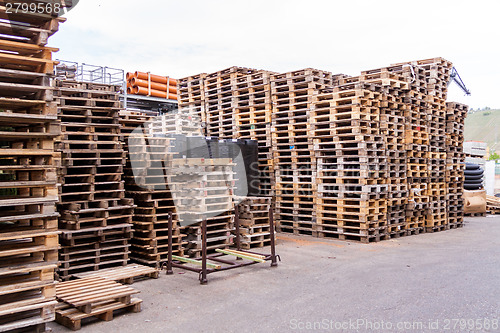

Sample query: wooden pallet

[486,195,500,215]
[0,8,65,46]
[0,300,57,332]
[236,196,272,226]
[0,39,58,73]
[72,264,159,284]
[55,297,142,331]
[56,277,139,314]
[0,262,56,330]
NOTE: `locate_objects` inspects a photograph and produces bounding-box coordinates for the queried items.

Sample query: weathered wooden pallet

[57,260,130,282]
[58,224,133,247]
[55,297,142,331]
[56,277,139,314]
[0,300,57,332]
[0,230,59,267]
[0,262,57,328]
[130,244,185,265]
[0,39,58,74]
[240,238,272,250]
[0,7,65,45]
[316,226,389,243]
[72,264,159,284]
[58,246,130,267]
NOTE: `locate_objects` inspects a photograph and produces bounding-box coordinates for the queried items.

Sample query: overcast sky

[51,0,500,109]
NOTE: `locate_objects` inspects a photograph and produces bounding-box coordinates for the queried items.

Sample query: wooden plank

[0,81,53,92]
[0,51,55,65]
[0,149,55,156]
[0,229,58,241]
[0,196,58,207]
[0,262,57,277]
[0,180,56,188]
[0,110,56,123]
[221,249,266,260]
[0,39,59,52]
[215,249,265,263]
[0,299,56,317]
[171,255,221,269]
[0,243,58,258]
[0,67,48,79]
[0,131,58,139]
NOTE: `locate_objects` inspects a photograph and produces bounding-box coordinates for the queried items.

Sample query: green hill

[464,109,500,154]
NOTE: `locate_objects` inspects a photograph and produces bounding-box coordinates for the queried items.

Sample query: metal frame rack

[55,59,177,112]
[55,60,124,85]
[165,206,280,284]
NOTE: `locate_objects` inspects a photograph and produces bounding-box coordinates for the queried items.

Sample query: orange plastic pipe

[134,71,177,86]
[126,72,136,80]
[132,86,178,100]
[131,77,178,94]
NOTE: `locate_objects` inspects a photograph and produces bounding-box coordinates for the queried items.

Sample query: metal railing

[55,60,124,86]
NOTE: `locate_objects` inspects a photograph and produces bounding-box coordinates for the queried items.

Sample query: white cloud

[50,0,500,108]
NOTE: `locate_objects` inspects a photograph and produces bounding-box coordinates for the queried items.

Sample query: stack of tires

[464,163,484,190]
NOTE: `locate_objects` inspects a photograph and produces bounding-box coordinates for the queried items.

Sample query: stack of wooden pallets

[119,109,157,137]
[204,67,260,139]
[175,57,468,243]
[312,83,389,243]
[179,68,276,196]
[170,158,235,257]
[120,109,238,263]
[55,81,135,280]
[401,64,430,235]
[177,73,207,135]
[0,9,64,332]
[150,109,203,136]
[372,73,409,238]
[122,134,186,266]
[446,102,467,227]
[391,59,452,233]
[348,70,410,238]
[233,71,276,196]
[235,196,273,249]
[271,69,334,236]
[423,59,453,232]
[362,63,430,236]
